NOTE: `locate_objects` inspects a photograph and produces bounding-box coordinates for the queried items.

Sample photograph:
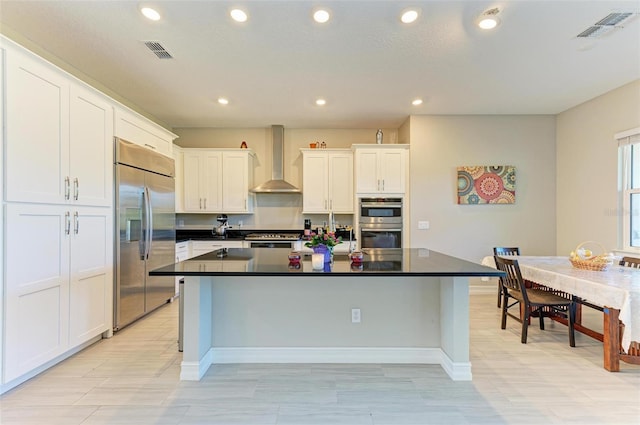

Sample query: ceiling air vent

[577,12,636,38]
[144,41,173,59]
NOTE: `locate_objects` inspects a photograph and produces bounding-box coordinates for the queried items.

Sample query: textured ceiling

[1,0,639,129]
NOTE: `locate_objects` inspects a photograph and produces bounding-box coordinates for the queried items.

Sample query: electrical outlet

[418,221,429,230]
[351,308,361,323]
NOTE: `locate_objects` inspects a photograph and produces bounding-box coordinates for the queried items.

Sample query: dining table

[481,255,640,372]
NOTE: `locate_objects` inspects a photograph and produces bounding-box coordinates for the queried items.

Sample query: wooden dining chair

[493,247,520,308]
[619,256,640,268]
[494,255,576,346]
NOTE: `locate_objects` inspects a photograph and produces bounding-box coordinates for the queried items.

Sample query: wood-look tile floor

[1,294,638,424]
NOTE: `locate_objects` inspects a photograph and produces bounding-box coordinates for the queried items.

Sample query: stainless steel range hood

[251,125,301,193]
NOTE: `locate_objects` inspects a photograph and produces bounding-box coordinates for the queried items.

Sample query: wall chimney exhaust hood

[251,125,301,193]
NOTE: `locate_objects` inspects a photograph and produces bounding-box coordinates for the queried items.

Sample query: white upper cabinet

[183,150,222,212]
[353,145,409,195]
[69,85,114,207]
[114,107,176,157]
[4,43,113,207]
[301,149,354,213]
[5,45,70,204]
[181,149,255,213]
[222,151,254,212]
[173,146,184,213]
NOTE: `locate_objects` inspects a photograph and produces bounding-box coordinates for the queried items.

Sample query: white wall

[556,80,640,255]
[407,115,557,263]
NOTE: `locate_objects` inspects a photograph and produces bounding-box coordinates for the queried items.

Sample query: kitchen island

[150,248,503,381]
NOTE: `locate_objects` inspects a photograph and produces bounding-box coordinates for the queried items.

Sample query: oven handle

[360,202,402,208]
[360,228,403,232]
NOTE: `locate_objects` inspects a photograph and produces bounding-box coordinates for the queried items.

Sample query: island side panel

[181,276,213,380]
[439,276,471,380]
[207,276,441,357]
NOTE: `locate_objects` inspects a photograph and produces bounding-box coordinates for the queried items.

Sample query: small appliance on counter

[213,214,229,238]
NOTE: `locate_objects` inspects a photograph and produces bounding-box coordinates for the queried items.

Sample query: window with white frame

[618,127,640,250]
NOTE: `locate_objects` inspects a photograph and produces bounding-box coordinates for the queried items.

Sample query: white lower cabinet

[191,240,224,257]
[4,204,111,383]
[175,241,190,293]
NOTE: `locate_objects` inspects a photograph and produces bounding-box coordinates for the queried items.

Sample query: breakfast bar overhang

[150,248,504,381]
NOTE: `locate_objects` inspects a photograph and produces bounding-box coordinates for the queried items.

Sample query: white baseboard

[181,347,472,381]
[470,283,497,295]
[180,349,214,380]
[0,334,102,395]
[211,346,442,364]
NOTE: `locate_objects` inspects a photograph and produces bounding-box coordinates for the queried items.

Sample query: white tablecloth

[481,256,640,352]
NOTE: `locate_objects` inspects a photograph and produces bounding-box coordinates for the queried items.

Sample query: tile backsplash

[177,193,353,230]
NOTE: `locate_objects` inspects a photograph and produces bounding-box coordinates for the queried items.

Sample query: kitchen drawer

[191,240,223,257]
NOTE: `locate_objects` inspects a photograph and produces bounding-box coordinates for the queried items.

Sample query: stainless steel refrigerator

[114,137,176,331]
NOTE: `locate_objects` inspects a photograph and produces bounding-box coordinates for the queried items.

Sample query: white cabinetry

[114,107,177,157]
[182,149,255,213]
[222,151,254,212]
[353,145,408,195]
[173,146,184,212]
[191,240,224,257]
[175,241,190,294]
[1,36,113,391]
[5,46,113,207]
[183,150,222,212]
[301,149,354,213]
[4,204,111,382]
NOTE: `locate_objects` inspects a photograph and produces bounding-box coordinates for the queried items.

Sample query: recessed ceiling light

[400,9,419,24]
[315,99,326,106]
[412,99,423,106]
[477,8,501,30]
[313,9,331,24]
[230,8,248,23]
[218,97,229,105]
[141,7,161,21]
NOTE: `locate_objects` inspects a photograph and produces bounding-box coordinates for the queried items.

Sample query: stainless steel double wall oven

[359,198,403,250]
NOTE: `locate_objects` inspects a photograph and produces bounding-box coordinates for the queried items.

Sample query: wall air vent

[144,41,173,59]
[577,12,636,38]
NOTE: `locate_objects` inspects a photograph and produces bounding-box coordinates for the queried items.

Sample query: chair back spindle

[494,256,528,303]
[619,256,640,268]
[493,247,520,256]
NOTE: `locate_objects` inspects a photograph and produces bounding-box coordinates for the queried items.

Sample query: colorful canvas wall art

[457,165,516,204]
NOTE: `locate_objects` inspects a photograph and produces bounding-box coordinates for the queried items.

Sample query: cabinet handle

[65,176,70,200]
[144,143,156,150]
[204,198,207,209]
[74,211,79,234]
[199,198,203,209]
[382,179,385,191]
[74,177,79,201]
[324,200,327,210]
[65,211,71,235]
[330,199,333,210]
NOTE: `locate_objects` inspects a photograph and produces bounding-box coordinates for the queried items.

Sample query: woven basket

[569,241,613,271]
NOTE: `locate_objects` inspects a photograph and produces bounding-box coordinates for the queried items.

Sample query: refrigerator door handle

[139,191,147,260]
[144,186,153,260]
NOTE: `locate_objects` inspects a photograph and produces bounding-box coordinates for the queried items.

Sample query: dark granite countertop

[150,248,504,277]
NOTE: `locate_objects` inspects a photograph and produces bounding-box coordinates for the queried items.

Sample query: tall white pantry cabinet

[1,37,114,389]
[0,37,176,393]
